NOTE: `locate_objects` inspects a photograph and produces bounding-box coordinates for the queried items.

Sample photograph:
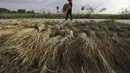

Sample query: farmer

[66,0,73,21]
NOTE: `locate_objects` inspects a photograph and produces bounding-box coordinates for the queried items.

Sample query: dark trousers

[66,8,72,21]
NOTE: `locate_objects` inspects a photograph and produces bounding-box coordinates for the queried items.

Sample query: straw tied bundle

[6,23,130,73]
[62,3,69,15]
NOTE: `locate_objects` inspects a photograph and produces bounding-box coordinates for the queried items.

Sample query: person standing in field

[66,0,73,21]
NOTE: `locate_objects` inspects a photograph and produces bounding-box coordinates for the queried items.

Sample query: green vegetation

[0,8,35,14]
[0,19,130,73]
[1,13,130,19]
[0,8,11,13]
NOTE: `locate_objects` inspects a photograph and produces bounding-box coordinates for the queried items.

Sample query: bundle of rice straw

[62,3,69,15]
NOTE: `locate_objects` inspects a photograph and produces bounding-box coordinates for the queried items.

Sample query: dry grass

[0,19,130,73]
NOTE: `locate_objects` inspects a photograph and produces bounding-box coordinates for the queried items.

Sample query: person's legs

[65,9,70,20]
[70,8,73,21]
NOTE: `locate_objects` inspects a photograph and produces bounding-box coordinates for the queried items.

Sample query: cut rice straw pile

[3,20,130,73]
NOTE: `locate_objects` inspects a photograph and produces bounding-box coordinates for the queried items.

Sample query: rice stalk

[6,27,51,64]
[6,28,36,46]
[3,20,130,73]
[72,33,116,73]
[19,28,51,64]
[41,35,73,73]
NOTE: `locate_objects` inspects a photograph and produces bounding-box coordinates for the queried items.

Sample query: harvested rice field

[0,19,130,73]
